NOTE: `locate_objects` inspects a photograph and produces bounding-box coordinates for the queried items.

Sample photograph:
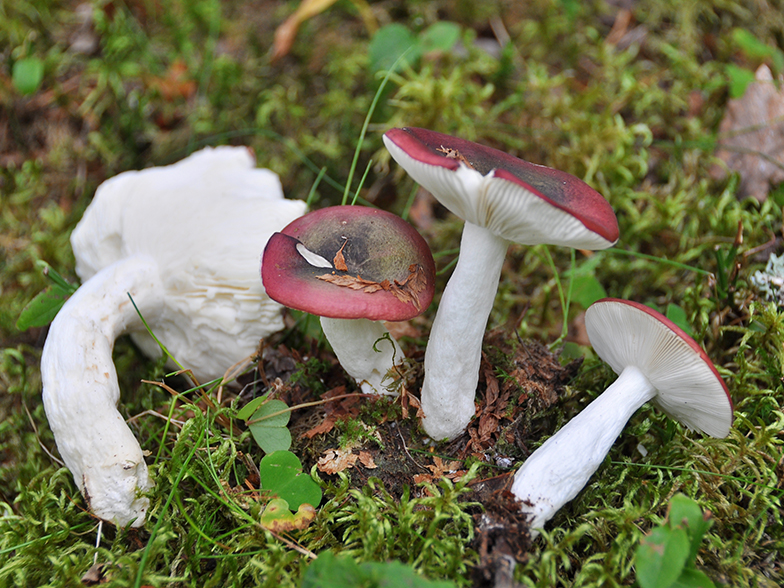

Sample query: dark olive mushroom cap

[383,127,620,248]
[586,298,734,438]
[262,205,435,321]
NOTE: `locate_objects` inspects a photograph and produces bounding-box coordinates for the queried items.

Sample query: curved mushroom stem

[320,317,404,395]
[510,365,656,536]
[420,222,510,440]
[41,255,164,527]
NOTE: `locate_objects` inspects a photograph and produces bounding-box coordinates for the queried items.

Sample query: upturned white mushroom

[383,127,619,440]
[41,147,307,527]
[510,298,734,536]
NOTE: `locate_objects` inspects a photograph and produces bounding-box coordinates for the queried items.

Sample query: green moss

[2,0,784,586]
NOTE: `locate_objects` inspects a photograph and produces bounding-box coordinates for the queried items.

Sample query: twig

[263,527,317,559]
[395,425,428,472]
[23,400,64,466]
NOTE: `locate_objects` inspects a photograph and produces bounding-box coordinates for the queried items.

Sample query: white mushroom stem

[41,255,164,527]
[320,317,404,395]
[420,222,509,440]
[510,365,656,536]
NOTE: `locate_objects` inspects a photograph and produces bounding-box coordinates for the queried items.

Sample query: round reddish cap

[262,205,435,321]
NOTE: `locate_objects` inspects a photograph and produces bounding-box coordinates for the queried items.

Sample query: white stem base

[320,317,404,395]
[41,255,163,527]
[511,366,656,535]
[420,222,509,440]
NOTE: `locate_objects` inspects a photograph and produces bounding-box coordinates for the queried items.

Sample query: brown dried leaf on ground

[457,330,583,458]
[301,385,360,439]
[358,450,377,469]
[713,64,784,201]
[146,59,197,101]
[317,447,359,474]
[272,0,338,61]
[413,456,466,484]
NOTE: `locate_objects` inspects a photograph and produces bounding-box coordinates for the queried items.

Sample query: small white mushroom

[41,147,307,527]
[510,298,734,536]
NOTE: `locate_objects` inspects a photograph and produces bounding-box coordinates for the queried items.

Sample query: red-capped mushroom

[262,205,435,394]
[383,127,619,440]
[511,298,734,536]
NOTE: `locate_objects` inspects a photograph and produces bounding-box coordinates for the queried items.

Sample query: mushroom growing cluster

[41,146,307,527]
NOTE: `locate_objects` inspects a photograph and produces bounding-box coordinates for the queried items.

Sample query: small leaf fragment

[236,395,269,421]
[12,57,44,95]
[317,448,358,474]
[260,498,317,531]
[333,239,349,271]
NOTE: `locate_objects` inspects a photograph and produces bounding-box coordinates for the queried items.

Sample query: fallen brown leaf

[714,64,784,201]
[317,263,428,310]
[333,239,348,271]
[146,59,196,101]
[358,450,377,468]
[271,0,339,61]
[317,448,358,474]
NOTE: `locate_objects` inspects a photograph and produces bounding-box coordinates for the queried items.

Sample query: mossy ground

[2,0,783,586]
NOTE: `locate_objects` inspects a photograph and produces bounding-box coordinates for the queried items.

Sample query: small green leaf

[301,552,364,588]
[671,567,717,588]
[731,28,781,65]
[248,399,292,453]
[570,274,608,309]
[362,560,457,587]
[16,285,73,331]
[725,63,756,99]
[16,262,79,331]
[12,57,44,95]
[260,497,316,531]
[665,304,694,337]
[301,552,457,588]
[635,526,690,588]
[419,22,461,54]
[236,395,269,421]
[369,23,419,73]
[259,450,322,511]
[668,494,712,565]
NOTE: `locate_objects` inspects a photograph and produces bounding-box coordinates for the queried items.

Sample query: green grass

[2,0,784,586]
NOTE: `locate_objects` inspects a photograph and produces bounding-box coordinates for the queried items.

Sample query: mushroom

[41,146,307,527]
[261,205,435,394]
[510,298,734,535]
[382,127,619,440]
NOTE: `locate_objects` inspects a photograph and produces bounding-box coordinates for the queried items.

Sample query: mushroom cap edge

[585,297,734,438]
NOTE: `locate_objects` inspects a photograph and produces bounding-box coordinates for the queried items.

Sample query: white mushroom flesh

[510,365,656,535]
[419,221,509,439]
[41,147,307,526]
[320,317,405,395]
[42,255,163,526]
